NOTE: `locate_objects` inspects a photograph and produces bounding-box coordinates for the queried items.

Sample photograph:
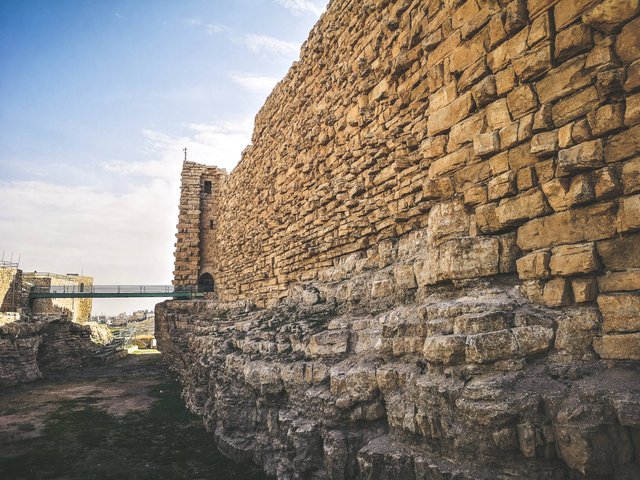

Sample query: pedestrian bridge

[29,285,204,300]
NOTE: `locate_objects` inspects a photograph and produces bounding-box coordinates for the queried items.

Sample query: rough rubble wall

[0,318,111,387]
[176,0,640,330]
[162,0,640,478]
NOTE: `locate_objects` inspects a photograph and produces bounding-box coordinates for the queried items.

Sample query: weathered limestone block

[572,277,598,303]
[517,201,617,251]
[495,188,550,226]
[626,92,640,126]
[598,293,640,333]
[594,333,640,360]
[543,278,572,307]
[596,233,640,270]
[587,103,625,137]
[473,131,500,157]
[516,250,551,280]
[549,243,599,277]
[488,171,516,201]
[582,0,640,33]
[535,54,593,104]
[465,329,518,363]
[453,311,513,335]
[428,92,474,135]
[555,23,593,63]
[530,130,558,155]
[552,87,600,127]
[605,124,640,163]
[414,237,501,286]
[542,174,595,211]
[557,140,603,176]
[393,263,417,291]
[615,16,640,64]
[598,271,640,292]
[512,42,552,81]
[617,194,640,232]
[423,335,466,365]
[485,98,512,130]
[512,325,554,356]
[428,146,474,179]
[427,200,470,243]
[308,330,350,358]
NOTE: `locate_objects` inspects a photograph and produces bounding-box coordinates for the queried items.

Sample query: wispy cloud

[275,0,327,16]
[206,23,228,34]
[102,118,253,179]
[241,34,300,56]
[182,17,202,26]
[229,72,279,95]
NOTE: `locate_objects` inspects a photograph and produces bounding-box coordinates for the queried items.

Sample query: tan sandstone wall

[25,273,93,323]
[175,0,639,357]
[0,266,21,313]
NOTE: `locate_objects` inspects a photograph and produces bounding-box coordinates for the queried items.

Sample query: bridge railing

[30,285,200,294]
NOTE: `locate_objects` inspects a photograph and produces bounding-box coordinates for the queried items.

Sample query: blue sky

[0,0,326,314]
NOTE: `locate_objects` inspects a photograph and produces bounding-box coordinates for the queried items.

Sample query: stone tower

[173,161,226,291]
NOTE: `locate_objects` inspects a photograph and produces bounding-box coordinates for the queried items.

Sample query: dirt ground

[0,352,269,480]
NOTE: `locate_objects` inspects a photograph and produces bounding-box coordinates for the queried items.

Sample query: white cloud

[241,34,300,56]
[206,23,228,34]
[229,72,279,95]
[101,118,253,179]
[275,0,327,16]
[183,17,202,26]
[0,178,178,315]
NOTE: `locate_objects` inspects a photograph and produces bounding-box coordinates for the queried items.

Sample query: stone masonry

[162,1,640,478]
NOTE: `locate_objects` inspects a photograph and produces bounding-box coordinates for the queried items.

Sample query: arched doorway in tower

[197,273,215,293]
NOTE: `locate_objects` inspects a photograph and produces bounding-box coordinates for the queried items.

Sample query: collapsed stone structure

[0,317,112,387]
[159,0,640,478]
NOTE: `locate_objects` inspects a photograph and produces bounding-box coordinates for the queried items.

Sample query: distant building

[22,272,93,323]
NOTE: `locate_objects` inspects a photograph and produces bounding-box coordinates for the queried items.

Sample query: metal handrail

[30,284,201,294]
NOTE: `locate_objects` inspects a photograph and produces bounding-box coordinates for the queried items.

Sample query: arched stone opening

[197,273,215,293]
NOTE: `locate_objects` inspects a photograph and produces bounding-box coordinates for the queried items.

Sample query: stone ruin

[157,0,640,478]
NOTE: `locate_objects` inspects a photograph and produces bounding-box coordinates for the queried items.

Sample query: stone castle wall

[163,1,640,478]
[0,266,21,313]
[175,0,640,356]
[24,273,93,323]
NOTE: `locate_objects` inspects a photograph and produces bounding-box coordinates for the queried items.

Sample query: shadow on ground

[0,353,269,480]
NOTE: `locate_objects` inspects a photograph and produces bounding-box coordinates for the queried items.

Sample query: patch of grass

[0,376,270,480]
[16,423,36,432]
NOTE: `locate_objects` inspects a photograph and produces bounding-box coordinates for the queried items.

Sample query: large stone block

[555,23,593,63]
[517,201,617,251]
[535,55,593,104]
[594,333,640,360]
[552,86,600,127]
[549,243,599,277]
[423,335,466,365]
[557,140,604,176]
[465,329,518,363]
[543,278,572,307]
[516,250,551,280]
[598,271,640,292]
[596,233,640,270]
[598,293,640,333]
[496,188,550,226]
[582,0,640,33]
[604,124,640,163]
[427,200,470,243]
[414,237,501,286]
[615,16,640,64]
[541,174,595,212]
[512,325,554,356]
[428,92,474,135]
[617,194,640,232]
